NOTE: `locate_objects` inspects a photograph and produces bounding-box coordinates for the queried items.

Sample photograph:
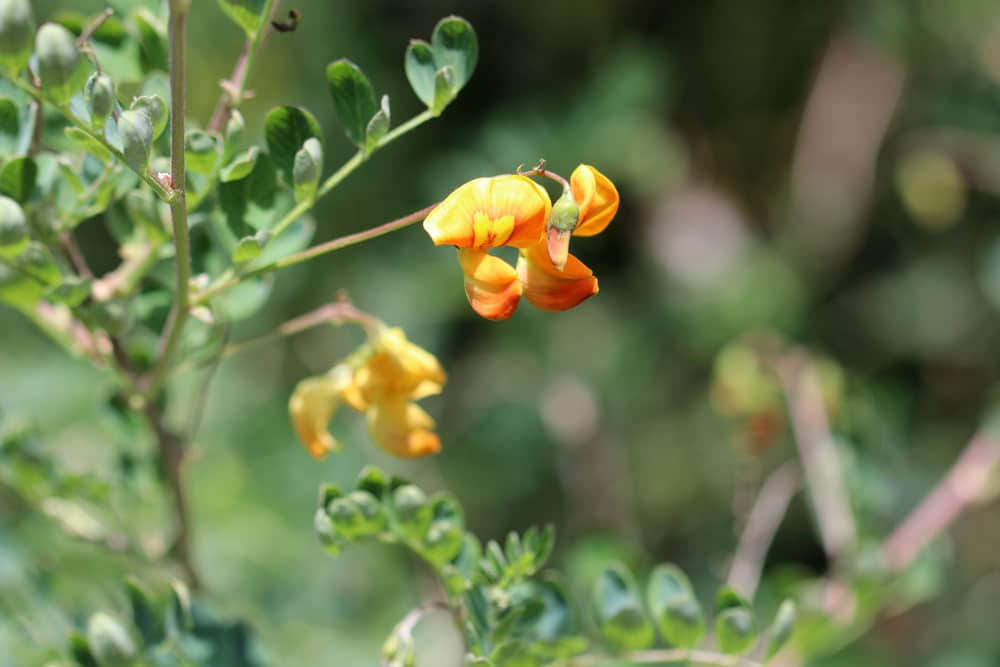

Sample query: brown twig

[777,350,857,566]
[77,8,114,46]
[882,429,1000,572]
[727,462,802,599]
[57,233,93,279]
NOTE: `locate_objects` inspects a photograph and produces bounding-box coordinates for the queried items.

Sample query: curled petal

[423,175,551,249]
[351,327,446,405]
[289,376,342,460]
[518,241,599,311]
[570,164,619,237]
[458,248,523,320]
[366,398,442,458]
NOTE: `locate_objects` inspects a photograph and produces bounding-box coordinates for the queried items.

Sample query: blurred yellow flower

[423,165,618,319]
[289,327,447,459]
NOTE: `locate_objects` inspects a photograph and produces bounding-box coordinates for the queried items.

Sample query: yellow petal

[457,248,523,320]
[570,164,619,237]
[518,241,599,311]
[288,376,342,460]
[348,328,446,406]
[366,398,442,458]
[423,175,550,249]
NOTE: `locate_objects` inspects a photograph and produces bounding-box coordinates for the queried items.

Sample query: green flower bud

[130,95,167,141]
[35,23,89,104]
[292,137,322,202]
[545,187,580,272]
[0,195,28,258]
[117,109,153,172]
[0,0,34,74]
[391,484,431,538]
[85,72,115,131]
[86,612,136,667]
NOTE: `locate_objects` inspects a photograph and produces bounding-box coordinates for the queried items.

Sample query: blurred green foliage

[4,0,1000,666]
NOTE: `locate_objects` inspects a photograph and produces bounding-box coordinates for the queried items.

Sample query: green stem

[189,108,437,306]
[145,2,190,399]
[207,0,278,131]
[190,203,435,306]
[3,75,174,202]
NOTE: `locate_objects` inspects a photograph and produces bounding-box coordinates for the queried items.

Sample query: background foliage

[3,0,1000,665]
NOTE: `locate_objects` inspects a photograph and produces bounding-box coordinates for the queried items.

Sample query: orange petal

[518,241,599,311]
[457,248,523,320]
[423,175,550,249]
[366,398,442,458]
[288,377,341,460]
[570,164,619,237]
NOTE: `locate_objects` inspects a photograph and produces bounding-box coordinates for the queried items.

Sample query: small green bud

[85,73,115,131]
[391,484,432,538]
[130,95,167,141]
[347,490,386,535]
[545,187,579,272]
[292,137,322,202]
[0,195,28,258]
[0,0,34,74]
[35,23,89,104]
[86,612,136,667]
[117,109,153,172]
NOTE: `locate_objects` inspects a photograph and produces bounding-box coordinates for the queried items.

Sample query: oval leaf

[430,16,478,91]
[592,563,656,652]
[0,155,36,202]
[765,599,796,660]
[404,39,435,107]
[217,0,266,37]
[264,105,323,179]
[715,607,757,655]
[326,59,377,149]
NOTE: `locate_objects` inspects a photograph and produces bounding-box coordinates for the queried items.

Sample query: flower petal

[288,376,342,460]
[423,175,550,249]
[366,398,442,458]
[570,164,619,237]
[457,248,523,320]
[518,241,599,311]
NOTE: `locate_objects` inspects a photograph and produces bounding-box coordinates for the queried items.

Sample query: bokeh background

[4,0,1000,665]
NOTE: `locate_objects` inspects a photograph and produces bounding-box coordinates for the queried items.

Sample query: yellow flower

[289,327,447,460]
[423,165,618,319]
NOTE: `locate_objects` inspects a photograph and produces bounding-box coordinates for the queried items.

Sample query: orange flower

[423,166,618,320]
[289,327,446,459]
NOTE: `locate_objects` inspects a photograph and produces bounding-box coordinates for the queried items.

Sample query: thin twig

[727,462,802,599]
[57,233,93,278]
[882,429,1000,572]
[777,350,857,565]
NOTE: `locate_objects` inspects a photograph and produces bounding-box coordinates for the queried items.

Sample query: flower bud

[86,612,136,667]
[545,186,580,271]
[130,95,167,141]
[293,137,322,202]
[329,490,385,539]
[391,484,431,538]
[0,195,28,258]
[0,0,34,74]
[84,72,115,131]
[117,109,153,172]
[35,23,89,104]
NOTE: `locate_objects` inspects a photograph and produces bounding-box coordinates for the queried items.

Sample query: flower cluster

[423,164,619,320]
[289,327,447,459]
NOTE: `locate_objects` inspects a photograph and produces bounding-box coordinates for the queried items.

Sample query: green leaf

[715,606,757,655]
[65,127,114,164]
[591,563,656,652]
[365,95,391,154]
[217,151,278,238]
[130,95,167,141]
[404,39,436,107]
[356,465,389,499]
[431,16,478,92]
[716,586,751,613]
[126,577,163,646]
[292,137,322,203]
[765,600,796,660]
[223,109,245,162]
[264,106,323,179]
[0,194,28,257]
[46,276,90,306]
[132,9,167,73]
[86,612,136,667]
[431,65,456,115]
[220,145,258,183]
[0,97,22,155]
[68,630,99,667]
[117,109,152,172]
[421,494,465,564]
[166,580,193,637]
[326,59,377,149]
[231,231,268,263]
[217,0,266,37]
[185,129,221,175]
[211,274,272,320]
[647,565,704,649]
[0,155,36,202]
